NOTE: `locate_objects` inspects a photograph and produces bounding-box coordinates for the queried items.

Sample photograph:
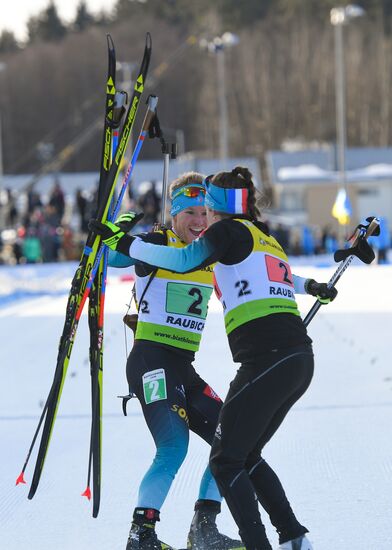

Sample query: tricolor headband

[204,176,248,215]
[170,183,206,217]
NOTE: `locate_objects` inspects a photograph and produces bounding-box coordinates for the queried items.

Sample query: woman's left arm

[108,249,136,268]
[129,234,216,273]
[293,274,308,294]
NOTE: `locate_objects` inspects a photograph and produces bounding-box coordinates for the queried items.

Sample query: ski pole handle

[303,216,380,327]
[303,254,355,327]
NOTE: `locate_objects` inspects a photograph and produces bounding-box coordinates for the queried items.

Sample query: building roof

[266,146,392,185]
[2,156,262,198]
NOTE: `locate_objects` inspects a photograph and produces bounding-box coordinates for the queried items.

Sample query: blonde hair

[169,172,205,198]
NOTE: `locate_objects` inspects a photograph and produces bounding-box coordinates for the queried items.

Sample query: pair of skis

[81,33,121,515]
[16,33,157,518]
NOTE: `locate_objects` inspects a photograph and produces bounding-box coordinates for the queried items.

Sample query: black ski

[16,33,152,500]
[81,33,119,517]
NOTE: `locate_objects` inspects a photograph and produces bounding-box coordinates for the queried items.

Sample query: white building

[266,146,392,227]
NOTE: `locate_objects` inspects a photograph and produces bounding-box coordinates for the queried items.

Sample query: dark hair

[211,166,261,220]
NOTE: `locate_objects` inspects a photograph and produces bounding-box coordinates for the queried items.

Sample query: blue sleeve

[107,249,136,268]
[128,235,216,273]
[293,274,308,294]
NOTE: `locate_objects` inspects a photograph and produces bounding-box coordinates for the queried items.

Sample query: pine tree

[0,30,20,53]
[27,1,67,44]
[74,1,95,33]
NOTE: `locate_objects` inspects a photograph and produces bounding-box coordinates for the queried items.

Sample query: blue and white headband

[204,179,248,215]
[170,183,206,217]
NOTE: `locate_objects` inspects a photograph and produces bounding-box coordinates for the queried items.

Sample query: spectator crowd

[0,179,162,265]
[0,177,389,265]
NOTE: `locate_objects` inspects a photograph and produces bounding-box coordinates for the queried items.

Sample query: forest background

[1,0,391,177]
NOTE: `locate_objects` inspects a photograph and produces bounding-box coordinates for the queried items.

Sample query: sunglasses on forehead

[172,184,206,200]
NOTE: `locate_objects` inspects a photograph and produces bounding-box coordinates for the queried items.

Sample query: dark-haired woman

[108,172,243,550]
[91,166,337,550]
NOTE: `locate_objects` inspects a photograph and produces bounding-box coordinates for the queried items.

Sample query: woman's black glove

[114,212,144,233]
[88,212,143,255]
[305,279,338,304]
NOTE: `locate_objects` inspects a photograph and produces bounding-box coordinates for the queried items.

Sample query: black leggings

[209,344,314,550]
[126,341,223,509]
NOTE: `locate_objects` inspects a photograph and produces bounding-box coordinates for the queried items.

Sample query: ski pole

[160,141,177,225]
[145,111,177,226]
[303,216,380,327]
[161,144,170,225]
[110,94,159,222]
[76,95,159,320]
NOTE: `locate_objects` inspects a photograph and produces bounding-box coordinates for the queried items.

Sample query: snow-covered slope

[0,262,391,549]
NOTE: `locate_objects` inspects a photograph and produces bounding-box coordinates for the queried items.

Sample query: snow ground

[0,261,391,550]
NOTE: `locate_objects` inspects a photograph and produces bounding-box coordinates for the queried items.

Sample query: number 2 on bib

[265,255,293,286]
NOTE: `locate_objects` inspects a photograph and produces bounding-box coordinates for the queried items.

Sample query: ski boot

[126,507,175,550]
[277,535,313,550]
[187,499,245,549]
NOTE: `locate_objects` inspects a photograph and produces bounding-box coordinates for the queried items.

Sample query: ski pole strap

[110,91,128,128]
[136,267,158,314]
[148,111,162,139]
[303,216,380,327]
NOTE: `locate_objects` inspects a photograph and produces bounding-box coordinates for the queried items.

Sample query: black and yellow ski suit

[124,217,315,549]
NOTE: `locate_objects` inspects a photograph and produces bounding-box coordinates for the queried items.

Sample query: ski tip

[81,487,91,500]
[15,472,27,486]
